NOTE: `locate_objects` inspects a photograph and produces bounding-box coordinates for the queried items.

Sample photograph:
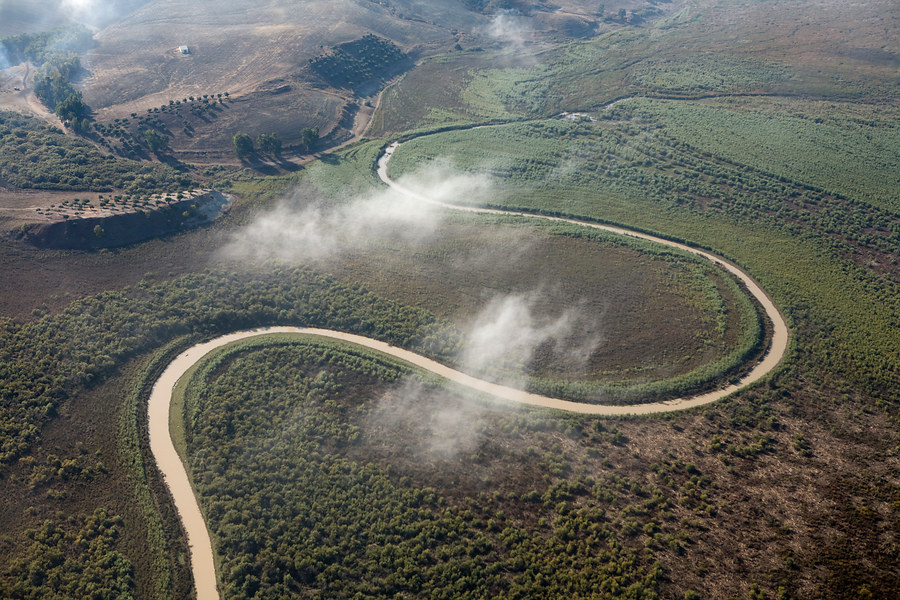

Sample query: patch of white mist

[393,158,495,208]
[460,291,600,385]
[61,0,144,29]
[484,9,533,51]
[365,290,602,461]
[367,378,496,461]
[478,9,540,66]
[220,164,493,264]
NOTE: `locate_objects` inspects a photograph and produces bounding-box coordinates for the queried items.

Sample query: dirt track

[0,62,64,127]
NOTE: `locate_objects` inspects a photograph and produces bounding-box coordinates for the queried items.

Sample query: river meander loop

[148,140,790,600]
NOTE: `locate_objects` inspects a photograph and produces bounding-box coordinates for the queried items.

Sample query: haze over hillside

[0,0,147,35]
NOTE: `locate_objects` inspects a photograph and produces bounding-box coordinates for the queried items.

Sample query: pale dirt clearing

[0,62,64,127]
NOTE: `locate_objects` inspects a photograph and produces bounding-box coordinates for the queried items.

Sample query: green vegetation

[372,54,530,133]
[388,115,900,262]
[1,508,134,600]
[2,1,899,598]
[0,268,454,467]
[181,339,664,599]
[305,144,766,400]
[142,129,168,154]
[624,97,900,212]
[0,26,94,65]
[1,25,95,129]
[373,0,899,135]
[0,215,762,596]
[299,126,319,153]
[255,132,281,155]
[231,132,284,157]
[308,34,408,89]
[303,139,384,198]
[119,340,193,600]
[626,56,791,94]
[386,114,899,417]
[232,132,253,158]
[0,111,195,194]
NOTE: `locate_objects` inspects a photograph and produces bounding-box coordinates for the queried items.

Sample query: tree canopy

[232,132,254,158]
[299,127,319,153]
[255,132,281,155]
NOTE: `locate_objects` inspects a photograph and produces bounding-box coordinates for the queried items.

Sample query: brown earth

[76,0,478,153]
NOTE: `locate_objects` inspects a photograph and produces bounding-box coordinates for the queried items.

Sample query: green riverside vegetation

[385,116,900,409]
[0,268,454,467]
[181,338,665,599]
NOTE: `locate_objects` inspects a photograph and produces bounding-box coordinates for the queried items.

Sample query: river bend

[148,140,790,599]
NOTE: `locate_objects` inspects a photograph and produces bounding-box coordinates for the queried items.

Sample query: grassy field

[621,97,900,212]
[324,213,763,400]
[372,0,899,134]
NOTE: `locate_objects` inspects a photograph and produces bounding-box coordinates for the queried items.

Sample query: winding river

[147,140,790,600]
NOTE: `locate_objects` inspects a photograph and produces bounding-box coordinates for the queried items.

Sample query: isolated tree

[256,132,282,155]
[596,3,604,17]
[55,92,87,123]
[618,8,627,20]
[143,129,168,153]
[299,127,319,153]
[233,132,254,158]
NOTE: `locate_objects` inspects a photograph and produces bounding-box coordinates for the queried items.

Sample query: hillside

[5,0,680,158]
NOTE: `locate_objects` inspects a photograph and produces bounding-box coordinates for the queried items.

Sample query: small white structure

[178,46,190,55]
